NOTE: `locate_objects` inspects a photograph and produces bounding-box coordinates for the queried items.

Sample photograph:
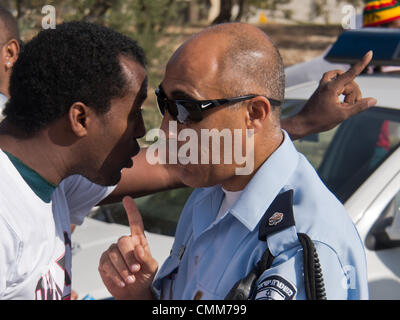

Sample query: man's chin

[94,172,122,187]
[179,167,213,189]
[107,173,122,187]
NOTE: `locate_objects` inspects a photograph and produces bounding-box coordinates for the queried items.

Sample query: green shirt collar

[3,151,57,203]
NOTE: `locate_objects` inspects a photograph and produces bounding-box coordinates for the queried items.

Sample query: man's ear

[4,39,20,69]
[245,96,272,132]
[68,102,90,137]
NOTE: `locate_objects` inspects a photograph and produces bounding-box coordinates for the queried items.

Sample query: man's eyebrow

[137,77,148,102]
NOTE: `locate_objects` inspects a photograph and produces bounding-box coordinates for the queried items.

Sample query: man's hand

[283,51,377,140]
[98,196,158,300]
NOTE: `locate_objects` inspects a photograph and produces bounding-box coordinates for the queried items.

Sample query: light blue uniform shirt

[0,93,7,121]
[153,130,369,300]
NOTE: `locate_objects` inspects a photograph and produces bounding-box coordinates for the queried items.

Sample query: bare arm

[99,147,184,205]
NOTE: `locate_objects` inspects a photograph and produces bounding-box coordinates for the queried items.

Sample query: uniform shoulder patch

[254,275,297,300]
[258,190,295,241]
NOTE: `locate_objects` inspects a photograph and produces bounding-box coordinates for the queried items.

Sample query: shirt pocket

[191,281,224,300]
[153,254,180,300]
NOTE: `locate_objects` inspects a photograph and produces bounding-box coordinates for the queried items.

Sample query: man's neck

[221,130,284,192]
[0,77,10,98]
[0,121,69,186]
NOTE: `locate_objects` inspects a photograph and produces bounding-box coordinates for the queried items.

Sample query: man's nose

[160,110,178,140]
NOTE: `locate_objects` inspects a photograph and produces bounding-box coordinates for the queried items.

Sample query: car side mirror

[386,196,400,241]
[365,195,400,251]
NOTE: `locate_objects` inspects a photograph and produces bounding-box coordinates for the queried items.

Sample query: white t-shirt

[0,150,115,299]
[215,187,242,221]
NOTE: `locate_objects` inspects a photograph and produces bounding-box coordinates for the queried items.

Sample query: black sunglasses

[155,85,282,124]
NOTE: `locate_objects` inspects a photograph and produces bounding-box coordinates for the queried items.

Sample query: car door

[351,158,400,299]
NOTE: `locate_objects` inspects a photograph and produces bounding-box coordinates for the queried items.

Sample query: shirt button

[194,256,199,265]
[194,290,203,300]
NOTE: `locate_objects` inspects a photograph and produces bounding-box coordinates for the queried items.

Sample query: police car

[71,29,400,300]
[285,77,400,300]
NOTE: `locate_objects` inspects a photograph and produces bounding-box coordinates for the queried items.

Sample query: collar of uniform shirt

[228,130,300,231]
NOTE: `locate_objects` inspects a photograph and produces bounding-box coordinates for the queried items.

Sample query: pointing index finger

[336,50,373,86]
[122,196,145,236]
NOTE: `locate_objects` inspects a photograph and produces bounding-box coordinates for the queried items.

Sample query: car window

[289,104,400,203]
[92,188,194,236]
[134,188,194,236]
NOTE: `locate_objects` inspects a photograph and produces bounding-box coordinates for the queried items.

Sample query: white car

[72,30,400,300]
[285,74,400,300]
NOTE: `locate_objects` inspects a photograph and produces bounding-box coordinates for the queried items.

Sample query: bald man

[0,6,20,118]
[98,23,371,300]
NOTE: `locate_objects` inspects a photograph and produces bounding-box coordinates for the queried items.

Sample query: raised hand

[283,51,378,140]
[98,196,158,300]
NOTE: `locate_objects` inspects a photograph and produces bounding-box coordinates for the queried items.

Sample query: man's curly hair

[4,21,146,134]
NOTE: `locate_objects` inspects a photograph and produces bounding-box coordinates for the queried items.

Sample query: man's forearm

[281,114,311,141]
[100,147,184,205]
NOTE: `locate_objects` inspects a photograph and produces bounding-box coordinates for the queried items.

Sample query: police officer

[98,23,373,300]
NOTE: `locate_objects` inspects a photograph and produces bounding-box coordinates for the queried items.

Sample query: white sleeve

[0,215,22,298]
[60,175,116,225]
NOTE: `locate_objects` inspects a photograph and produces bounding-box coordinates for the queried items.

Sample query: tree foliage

[211,0,292,24]
[4,0,187,86]
[2,0,367,80]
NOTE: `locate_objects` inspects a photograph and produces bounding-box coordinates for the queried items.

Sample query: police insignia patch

[268,212,284,226]
[258,190,295,241]
[255,275,297,300]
